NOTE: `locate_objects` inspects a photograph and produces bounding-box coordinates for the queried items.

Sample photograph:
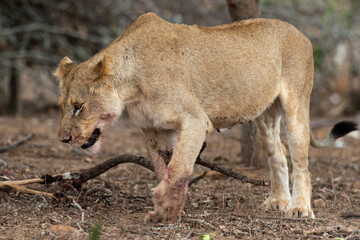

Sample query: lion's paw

[263,195,290,211]
[147,176,188,223]
[285,204,315,218]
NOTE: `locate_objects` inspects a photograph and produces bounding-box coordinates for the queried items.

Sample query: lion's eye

[73,103,83,116]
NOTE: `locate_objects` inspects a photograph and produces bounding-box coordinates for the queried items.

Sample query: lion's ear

[54,56,77,89]
[91,54,115,93]
[97,54,114,76]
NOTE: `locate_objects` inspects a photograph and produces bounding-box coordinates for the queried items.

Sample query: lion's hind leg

[279,84,315,218]
[255,99,291,212]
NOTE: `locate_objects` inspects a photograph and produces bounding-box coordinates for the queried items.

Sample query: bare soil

[0,113,360,239]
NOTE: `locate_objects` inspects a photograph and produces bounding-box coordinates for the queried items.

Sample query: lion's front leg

[142,129,177,182]
[145,172,190,223]
[145,118,208,223]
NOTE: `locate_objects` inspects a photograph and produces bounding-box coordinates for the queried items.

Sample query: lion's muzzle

[58,129,72,144]
[60,136,72,143]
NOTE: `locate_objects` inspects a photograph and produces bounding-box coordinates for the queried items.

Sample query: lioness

[55,12,357,222]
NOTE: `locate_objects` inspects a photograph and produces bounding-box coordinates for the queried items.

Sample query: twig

[184,218,217,230]
[329,158,337,201]
[196,157,268,186]
[84,186,113,197]
[228,213,326,221]
[0,133,35,153]
[118,194,149,200]
[345,230,360,240]
[0,182,57,199]
[0,23,108,45]
[3,178,44,185]
[33,194,48,210]
[72,199,85,222]
[188,171,207,187]
[341,212,360,218]
[2,172,80,185]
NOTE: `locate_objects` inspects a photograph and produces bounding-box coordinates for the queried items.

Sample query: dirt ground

[1,112,360,239]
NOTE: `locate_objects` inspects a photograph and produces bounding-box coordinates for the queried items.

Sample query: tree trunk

[226,0,260,21]
[7,61,21,115]
[226,0,264,167]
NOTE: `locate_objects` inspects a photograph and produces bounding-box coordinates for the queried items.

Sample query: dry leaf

[50,225,77,235]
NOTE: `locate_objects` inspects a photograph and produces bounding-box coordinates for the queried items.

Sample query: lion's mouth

[81,128,101,149]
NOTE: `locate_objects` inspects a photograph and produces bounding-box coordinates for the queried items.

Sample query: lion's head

[55,54,122,154]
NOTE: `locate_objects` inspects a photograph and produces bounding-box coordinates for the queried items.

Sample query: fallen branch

[188,171,207,187]
[37,154,266,186]
[0,133,35,153]
[79,155,154,182]
[0,154,267,199]
[196,156,267,186]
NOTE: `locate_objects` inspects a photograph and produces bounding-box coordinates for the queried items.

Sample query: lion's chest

[126,101,177,130]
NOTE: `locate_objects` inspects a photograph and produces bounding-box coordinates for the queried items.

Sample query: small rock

[334,141,345,148]
[292,226,303,234]
[50,225,77,235]
[333,176,342,183]
[0,159,7,168]
[85,157,93,163]
[49,147,58,153]
[313,198,326,208]
[0,176,10,181]
[352,181,360,193]
[191,202,198,207]
[339,192,350,202]
[219,225,229,232]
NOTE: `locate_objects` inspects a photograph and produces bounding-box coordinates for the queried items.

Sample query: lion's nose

[58,129,72,144]
[60,135,72,143]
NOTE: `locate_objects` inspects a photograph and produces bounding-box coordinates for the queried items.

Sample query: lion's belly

[204,84,280,129]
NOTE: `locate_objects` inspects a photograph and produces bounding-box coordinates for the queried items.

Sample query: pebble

[0,159,7,168]
[352,181,360,193]
[313,198,326,208]
[292,226,302,234]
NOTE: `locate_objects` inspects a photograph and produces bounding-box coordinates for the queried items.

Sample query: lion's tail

[310,121,358,148]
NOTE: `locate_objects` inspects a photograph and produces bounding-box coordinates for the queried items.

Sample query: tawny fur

[55,12,356,222]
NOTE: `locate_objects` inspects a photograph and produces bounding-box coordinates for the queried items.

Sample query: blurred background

[0,0,359,116]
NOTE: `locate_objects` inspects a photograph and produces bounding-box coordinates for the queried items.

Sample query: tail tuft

[330,121,358,139]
